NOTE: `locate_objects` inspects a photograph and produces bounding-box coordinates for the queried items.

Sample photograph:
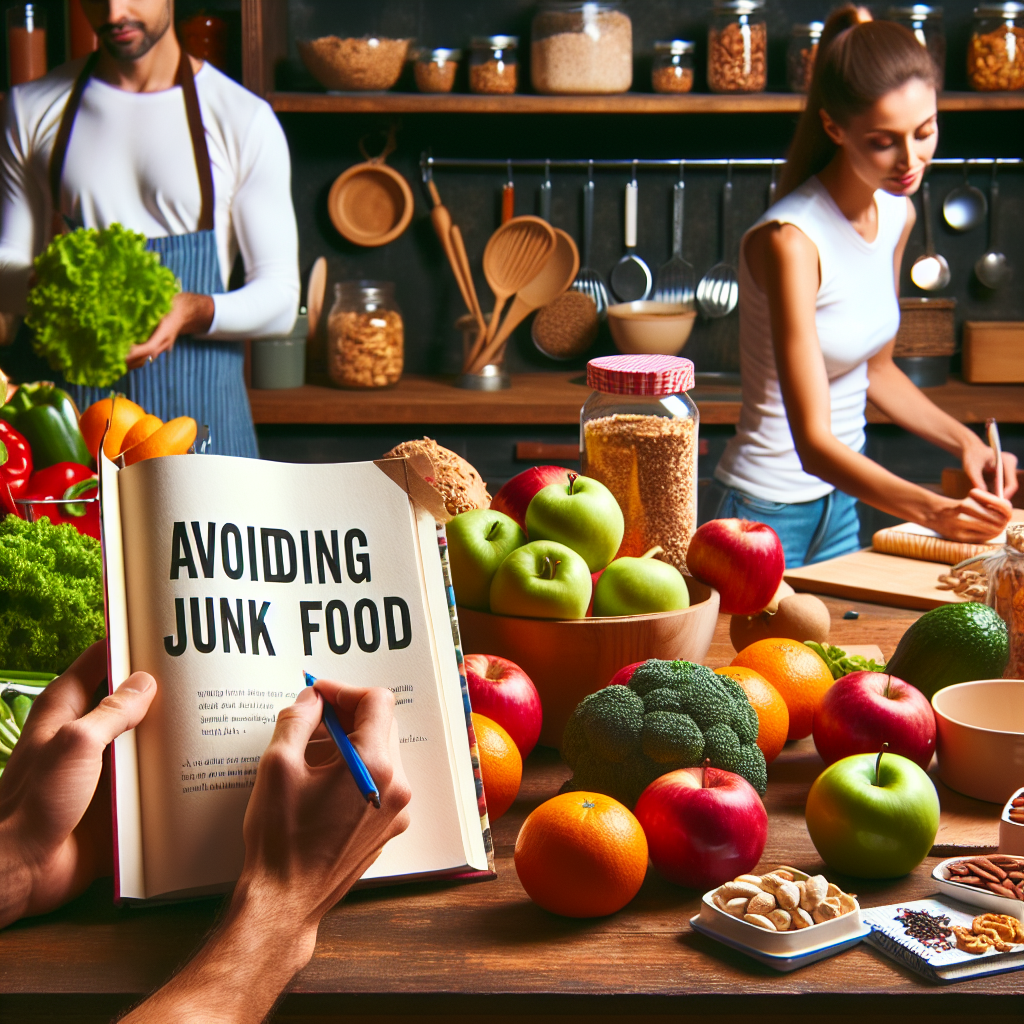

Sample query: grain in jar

[652,39,695,93]
[968,2,1024,90]
[469,36,518,94]
[414,47,461,93]
[581,355,699,573]
[985,524,1024,679]
[531,1,633,95]
[327,281,403,389]
[787,22,822,93]
[708,0,767,94]
[887,4,946,87]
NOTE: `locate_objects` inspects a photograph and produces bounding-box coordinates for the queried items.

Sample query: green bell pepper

[0,381,92,469]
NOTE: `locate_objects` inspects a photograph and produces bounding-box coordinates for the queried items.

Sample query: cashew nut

[747,891,776,916]
[744,913,777,931]
[761,873,801,910]
[736,874,764,887]
[768,909,792,931]
[812,897,842,923]
[790,907,815,929]
[838,892,859,915]
[718,881,763,902]
[801,874,828,911]
[725,897,750,918]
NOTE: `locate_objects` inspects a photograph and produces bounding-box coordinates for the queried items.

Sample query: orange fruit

[79,395,146,460]
[119,413,163,454]
[514,791,648,918]
[730,638,834,741]
[122,417,197,466]
[714,665,789,763]
[472,712,522,822]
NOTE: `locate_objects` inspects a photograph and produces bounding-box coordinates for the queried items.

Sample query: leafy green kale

[27,224,179,386]
[561,659,767,807]
[0,515,105,673]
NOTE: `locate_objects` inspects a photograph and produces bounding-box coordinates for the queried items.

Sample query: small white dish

[932,856,1024,923]
[1000,787,1024,855]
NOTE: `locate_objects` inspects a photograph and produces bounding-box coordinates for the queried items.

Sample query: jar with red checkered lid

[581,355,699,572]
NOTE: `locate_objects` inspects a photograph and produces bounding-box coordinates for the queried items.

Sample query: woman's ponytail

[777,5,939,199]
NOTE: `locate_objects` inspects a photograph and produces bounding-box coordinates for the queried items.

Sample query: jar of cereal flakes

[968,2,1024,91]
[581,354,699,573]
[327,281,403,389]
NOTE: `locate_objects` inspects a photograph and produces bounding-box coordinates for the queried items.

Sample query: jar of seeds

[469,35,518,93]
[581,354,699,573]
[327,281,403,389]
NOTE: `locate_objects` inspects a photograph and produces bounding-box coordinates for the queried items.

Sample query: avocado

[886,602,1008,701]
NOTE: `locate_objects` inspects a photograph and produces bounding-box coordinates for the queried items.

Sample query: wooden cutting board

[784,549,965,611]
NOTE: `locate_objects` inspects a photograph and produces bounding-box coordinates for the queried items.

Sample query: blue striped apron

[18,50,259,458]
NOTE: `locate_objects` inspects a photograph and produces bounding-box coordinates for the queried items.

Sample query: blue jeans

[700,479,861,568]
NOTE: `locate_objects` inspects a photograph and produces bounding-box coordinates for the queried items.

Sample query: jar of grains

[985,523,1024,679]
[652,39,695,93]
[968,2,1024,90]
[414,47,461,93]
[327,281,403,389]
[581,355,699,573]
[887,5,946,87]
[531,1,633,95]
[708,0,767,94]
[787,22,823,93]
[469,35,518,93]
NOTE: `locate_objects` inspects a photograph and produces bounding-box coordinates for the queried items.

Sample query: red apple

[464,653,543,758]
[609,661,646,687]
[686,518,784,616]
[813,671,936,770]
[634,764,768,890]
[490,465,574,533]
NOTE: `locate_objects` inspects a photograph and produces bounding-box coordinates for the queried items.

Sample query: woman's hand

[962,441,1019,501]
[929,487,1014,543]
[125,292,215,369]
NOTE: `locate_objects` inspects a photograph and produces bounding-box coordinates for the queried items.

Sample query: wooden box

[894,297,956,357]
[962,321,1024,383]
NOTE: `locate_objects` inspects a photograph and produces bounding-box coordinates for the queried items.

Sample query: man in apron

[0,1,299,457]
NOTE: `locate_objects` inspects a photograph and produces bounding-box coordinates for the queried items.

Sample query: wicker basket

[894,297,956,357]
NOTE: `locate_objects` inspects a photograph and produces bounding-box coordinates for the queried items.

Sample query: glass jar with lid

[581,355,699,573]
[708,0,767,93]
[652,40,695,93]
[327,281,403,389]
[985,523,1024,678]
[787,22,823,93]
[887,5,946,87]
[968,2,1024,90]
[531,1,633,95]
[469,35,518,93]
[414,47,461,93]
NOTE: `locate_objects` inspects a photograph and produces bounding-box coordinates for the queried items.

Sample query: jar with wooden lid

[531,1,633,95]
[887,5,946,86]
[414,47,461,93]
[787,22,823,93]
[968,2,1024,90]
[327,281,403,389]
[581,355,699,573]
[469,35,518,93]
[708,0,767,93]
[986,523,1024,679]
[652,40,695,93]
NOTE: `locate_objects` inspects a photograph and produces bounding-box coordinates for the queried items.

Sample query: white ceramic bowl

[932,679,1024,804]
[931,856,1024,922]
[1001,786,1024,855]
[607,301,697,355]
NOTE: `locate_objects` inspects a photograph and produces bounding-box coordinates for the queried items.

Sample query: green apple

[489,540,592,620]
[447,509,526,611]
[593,556,690,617]
[804,747,940,878]
[525,474,624,573]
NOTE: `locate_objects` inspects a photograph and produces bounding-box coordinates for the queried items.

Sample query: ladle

[470,228,579,373]
[569,164,610,320]
[464,215,556,371]
[975,165,1012,290]
[609,164,653,302]
[696,163,739,318]
[652,163,695,309]
[910,180,951,291]
[942,160,987,232]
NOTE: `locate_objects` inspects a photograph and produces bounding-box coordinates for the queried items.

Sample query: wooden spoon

[449,223,487,346]
[306,256,327,339]
[468,228,579,374]
[465,216,555,371]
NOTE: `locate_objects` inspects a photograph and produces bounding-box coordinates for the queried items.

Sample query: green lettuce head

[26,224,180,387]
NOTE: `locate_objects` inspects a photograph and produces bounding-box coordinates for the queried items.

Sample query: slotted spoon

[569,165,609,320]
[696,165,738,318]
[652,165,695,309]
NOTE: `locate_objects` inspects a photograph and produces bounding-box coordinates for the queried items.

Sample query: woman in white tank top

[707,7,1015,567]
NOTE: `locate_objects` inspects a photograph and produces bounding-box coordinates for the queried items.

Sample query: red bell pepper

[0,420,33,517]
[22,461,99,539]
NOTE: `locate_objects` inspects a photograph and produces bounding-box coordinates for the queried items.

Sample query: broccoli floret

[560,659,769,805]
[0,516,104,673]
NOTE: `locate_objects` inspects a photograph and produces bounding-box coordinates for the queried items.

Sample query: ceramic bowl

[456,578,719,747]
[932,679,1024,804]
[931,855,1024,922]
[607,301,697,356]
[1000,786,1024,855]
[297,36,412,92]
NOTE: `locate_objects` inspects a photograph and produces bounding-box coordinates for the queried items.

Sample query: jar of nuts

[414,47,461,93]
[327,281,404,389]
[709,0,768,94]
[469,35,519,94]
[652,39,695,93]
[787,22,823,93]
[887,5,946,87]
[968,2,1024,91]
[581,354,699,573]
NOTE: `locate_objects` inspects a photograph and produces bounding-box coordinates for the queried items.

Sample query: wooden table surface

[0,598,1018,1023]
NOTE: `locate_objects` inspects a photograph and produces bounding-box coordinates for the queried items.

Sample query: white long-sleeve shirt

[0,58,299,339]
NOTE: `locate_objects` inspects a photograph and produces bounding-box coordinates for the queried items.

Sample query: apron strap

[48,49,215,236]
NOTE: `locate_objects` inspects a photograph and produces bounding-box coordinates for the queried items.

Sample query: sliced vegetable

[0,381,92,469]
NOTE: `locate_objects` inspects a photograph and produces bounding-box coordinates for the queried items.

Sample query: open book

[99,452,493,902]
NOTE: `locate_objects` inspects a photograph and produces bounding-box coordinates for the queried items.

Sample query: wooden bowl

[297,36,411,92]
[457,578,720,748]
[932,679,1024,804]
[328,163,414,247]
[607,301,697,355]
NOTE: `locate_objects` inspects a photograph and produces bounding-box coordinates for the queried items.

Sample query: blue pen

[304,671,380,808]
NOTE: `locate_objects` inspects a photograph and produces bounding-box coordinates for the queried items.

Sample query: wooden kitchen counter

[0,598,1017,1023]
[249,374,1024,428]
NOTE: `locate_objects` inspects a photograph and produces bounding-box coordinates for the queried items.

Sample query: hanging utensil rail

[422,156,1022,172]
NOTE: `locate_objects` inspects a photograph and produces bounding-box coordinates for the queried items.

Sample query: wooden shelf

[266,90,1024,115]
[249,373,1024,427]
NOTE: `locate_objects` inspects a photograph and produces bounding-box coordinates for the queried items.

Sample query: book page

[116,455,472,898]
